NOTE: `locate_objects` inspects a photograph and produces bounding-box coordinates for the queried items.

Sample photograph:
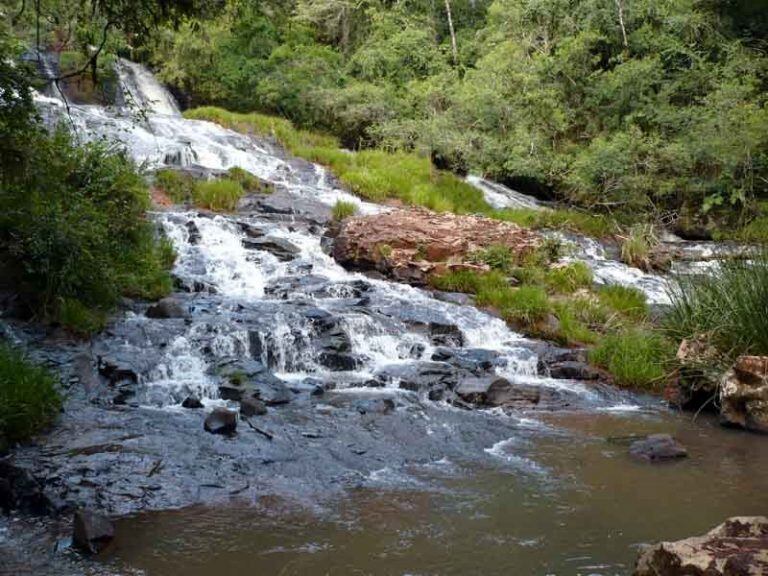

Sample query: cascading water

[32,60,651,413]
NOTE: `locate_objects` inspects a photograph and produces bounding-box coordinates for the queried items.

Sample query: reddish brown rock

[634,516,768,576]
[720,356,768,434]
[332,207,541,285]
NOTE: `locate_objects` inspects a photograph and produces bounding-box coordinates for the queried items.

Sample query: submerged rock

[204,408,238,435]
[633,516,768,576]
[333,207,540,285]
[720,356,768,434]
[242,236,301,261]
[629,434,688,462]
[72,509,114,554]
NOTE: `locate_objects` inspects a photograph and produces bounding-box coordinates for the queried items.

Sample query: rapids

[3,60,765,576]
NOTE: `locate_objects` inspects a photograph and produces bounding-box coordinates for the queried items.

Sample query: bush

[0,127,174,332]
[589,329,671,389]
[332,200,358,221]
[666,252,768,357]
[193,179,245,211]
[0,344,61,448]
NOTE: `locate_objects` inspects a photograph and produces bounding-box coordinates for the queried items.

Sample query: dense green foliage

[667,252,768,357]
[0,344,61,448]
[0,33,173,332]
[135,0,767,228]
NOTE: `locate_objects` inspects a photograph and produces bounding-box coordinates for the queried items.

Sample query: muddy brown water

[101,411,768,576]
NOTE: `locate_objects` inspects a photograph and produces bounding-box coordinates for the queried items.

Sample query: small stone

[629,434,687,462]
[72,509,114,554]
[181,396,203,409]
[204,408,237,435]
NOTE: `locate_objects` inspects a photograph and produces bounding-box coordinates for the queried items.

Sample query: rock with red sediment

[332,207,541,285]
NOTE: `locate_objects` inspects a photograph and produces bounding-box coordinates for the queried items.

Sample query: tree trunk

[615,0,629,49]
[444,0,458,66]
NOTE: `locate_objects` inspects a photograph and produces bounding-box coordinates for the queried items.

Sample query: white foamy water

[466,175,545,211]
[35,58,629,411]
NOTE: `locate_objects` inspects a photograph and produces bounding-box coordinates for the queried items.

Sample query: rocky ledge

[634,516,768,576]
[332,207,541,285]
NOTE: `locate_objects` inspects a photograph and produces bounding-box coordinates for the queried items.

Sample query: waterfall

[32,59,642,410]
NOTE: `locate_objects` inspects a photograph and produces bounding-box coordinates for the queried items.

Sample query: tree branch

[53,20,114,82]
[12,0,27,25]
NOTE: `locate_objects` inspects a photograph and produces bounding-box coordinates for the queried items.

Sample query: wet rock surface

[333,207,541,285]
[633,516,768,576]
[72,509,114,554]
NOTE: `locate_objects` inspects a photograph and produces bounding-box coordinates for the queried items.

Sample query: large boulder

[633,516,768,576]
[333,207,540,285]
[72,509,115,554]
[720,356,768,434]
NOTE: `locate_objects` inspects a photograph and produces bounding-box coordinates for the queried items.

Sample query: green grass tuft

[154,169,195,203]
[226,167,272,194]
[589,329,671,389]
[597,285,649,321]
[544,262,593,294]
[193,179,245,211]
[332,200,358,221]
[666,251,768,357]
[0,344,61,448]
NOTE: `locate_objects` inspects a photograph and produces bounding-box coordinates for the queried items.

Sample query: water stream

[16,62,767,575]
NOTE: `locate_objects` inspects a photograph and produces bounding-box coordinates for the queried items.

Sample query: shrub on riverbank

[0,344,61,449]
[0,121,173,333]
[666,252,768,357]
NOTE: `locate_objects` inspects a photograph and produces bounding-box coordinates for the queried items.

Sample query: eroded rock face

[633,516,768,576]
[333,207,541,285]
[720,356,768,434]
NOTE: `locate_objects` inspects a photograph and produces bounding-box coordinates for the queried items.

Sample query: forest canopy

[3,0,768,228]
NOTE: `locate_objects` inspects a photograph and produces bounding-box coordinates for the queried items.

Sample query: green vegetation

[590,330,672,390]
[192,179,245,212]
[620,224,658,270]
[0,344,61,449]
[598,285,649,322]
[0,33,173,334]
[154,169,195,203]
[666,252,768,357]
[154,167,270,208]
[332,200,358,221]
[226,167,272,194]
[136,0,767,229]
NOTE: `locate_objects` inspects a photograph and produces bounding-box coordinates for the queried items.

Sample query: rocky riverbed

[2,61,766,575]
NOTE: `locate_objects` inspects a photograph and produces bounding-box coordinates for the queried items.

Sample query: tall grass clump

[589,329,671,389]
[598,285,649,321]
[666,252,768,356]
[0,344,61,448]
[193,179,245,211]
[332,200,358,221]
[154,169,194,203]
[620,223,658,269]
